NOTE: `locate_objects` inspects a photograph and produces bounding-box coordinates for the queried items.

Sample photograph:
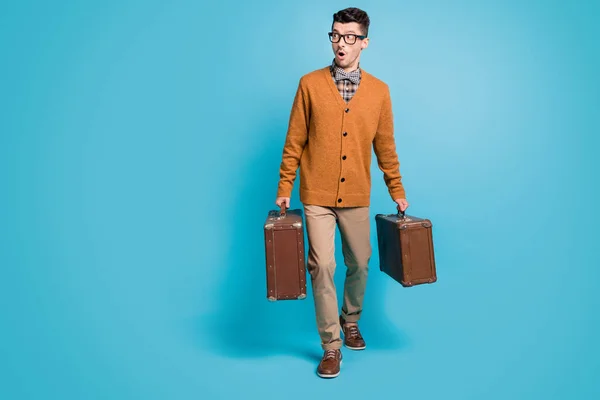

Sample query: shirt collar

[330,59,361,75]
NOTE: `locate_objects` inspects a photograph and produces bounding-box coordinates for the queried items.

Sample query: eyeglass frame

[328,32,367,45]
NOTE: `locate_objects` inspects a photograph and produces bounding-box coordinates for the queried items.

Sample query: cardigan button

[343,132,348,137]
[338,198,342,203]
[345,108,350,113]
[341,178,345,182]
[342,155,347,160]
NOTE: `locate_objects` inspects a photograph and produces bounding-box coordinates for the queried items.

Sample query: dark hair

[332,7,370,37]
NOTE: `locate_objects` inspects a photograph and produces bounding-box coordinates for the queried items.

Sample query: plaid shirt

[330,60,361,103]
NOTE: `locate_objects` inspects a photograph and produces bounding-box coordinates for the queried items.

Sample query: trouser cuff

[321,339,342,351]
[341,309,361,324]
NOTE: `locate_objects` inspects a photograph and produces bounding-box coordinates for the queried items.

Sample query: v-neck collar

[323,66,368,109]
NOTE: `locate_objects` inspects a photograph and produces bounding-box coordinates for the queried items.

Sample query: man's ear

[361,38,369,50]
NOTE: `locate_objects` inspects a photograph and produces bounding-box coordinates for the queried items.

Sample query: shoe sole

[317,361,342,378]
[344,343,366,350]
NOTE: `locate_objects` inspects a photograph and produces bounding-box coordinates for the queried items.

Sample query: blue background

[1,0,599,399]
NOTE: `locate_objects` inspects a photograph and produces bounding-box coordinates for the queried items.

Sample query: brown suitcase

[375,210,437,287]
[263,205,307,301]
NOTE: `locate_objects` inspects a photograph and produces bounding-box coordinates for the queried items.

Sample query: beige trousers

[303,205,372,350]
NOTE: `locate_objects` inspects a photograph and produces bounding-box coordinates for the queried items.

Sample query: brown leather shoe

[317,349,342,378]
[340,315,366,350]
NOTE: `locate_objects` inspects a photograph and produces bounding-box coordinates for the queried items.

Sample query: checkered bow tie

[334,68,360,85]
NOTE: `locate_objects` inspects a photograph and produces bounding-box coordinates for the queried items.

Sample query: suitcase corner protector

[265,223,274,230]
[267,296,277,301]
[297,294,306,300]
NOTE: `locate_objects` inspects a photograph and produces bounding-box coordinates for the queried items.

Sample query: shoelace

[324,350,338,360]
[347,325,361,339]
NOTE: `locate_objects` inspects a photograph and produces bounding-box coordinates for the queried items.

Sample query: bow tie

[334,68,360,85]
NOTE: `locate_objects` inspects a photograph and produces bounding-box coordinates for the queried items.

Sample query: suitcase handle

[280,205,287,217]
[397,207,406,219]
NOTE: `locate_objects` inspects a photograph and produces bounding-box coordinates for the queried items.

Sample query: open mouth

[337,50,346,58]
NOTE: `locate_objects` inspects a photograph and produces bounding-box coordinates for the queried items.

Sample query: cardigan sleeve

[277,78,309,198]
[373,85,406,200]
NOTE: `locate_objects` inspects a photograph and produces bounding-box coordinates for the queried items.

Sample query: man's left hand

[395,198,409,212]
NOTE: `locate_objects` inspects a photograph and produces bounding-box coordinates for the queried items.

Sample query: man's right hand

[275,197,290,209]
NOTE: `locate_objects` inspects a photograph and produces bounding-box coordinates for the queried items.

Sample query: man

[275,7,409,378]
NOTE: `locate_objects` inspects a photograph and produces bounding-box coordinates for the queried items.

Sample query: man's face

[331,22,369,71]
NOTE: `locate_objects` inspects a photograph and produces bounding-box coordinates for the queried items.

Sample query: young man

[275,7,409,378]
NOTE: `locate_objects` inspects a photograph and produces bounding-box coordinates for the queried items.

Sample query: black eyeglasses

[328,32,366,45]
